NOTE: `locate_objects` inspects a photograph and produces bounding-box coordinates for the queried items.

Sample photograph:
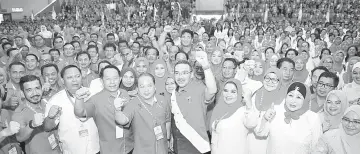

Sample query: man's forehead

[175,64,191,71]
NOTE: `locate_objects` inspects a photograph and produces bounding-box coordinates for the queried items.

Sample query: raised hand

[48,105,62,119]
[264,103,276,121]
[32,113,45,127]
[1,121,20,137]
[75,87,91,100]
[42,77,51,92]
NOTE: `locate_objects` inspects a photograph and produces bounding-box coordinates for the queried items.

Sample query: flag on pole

[31,10,34,21]
[101,11,105,25]
[76,6,80,20]
[325,6,330,22]
[264,6,269,23]
[153,4,157,21]
[176,2,181,22]
[52,6,57,20]
[298,4,302,21]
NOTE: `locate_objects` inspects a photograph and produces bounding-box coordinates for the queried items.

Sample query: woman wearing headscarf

[312,105,360,154]
[342,57,360,84]
[210,79,257,154]
[209,48,224,79]
[247,67,283,154]
[342,62,360,106]
[333,50,346,74]
[319,90,348,133]
[319,55,335,73]
[254,82,322,154]
[150,59,169,98]
[164,75,176,100]
[249,59,265,82]
[133,57,150,76]
[293,56,309,83]
[264,53,280,70]
[119,67,138,98]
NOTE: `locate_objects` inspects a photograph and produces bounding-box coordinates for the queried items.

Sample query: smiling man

[76,51,97,87]
[24,54,41,77]
[12,75,61,154]
[41,63,63,101]
[310,71,339,112]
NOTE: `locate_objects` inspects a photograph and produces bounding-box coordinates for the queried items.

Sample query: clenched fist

[1,121,20,137]
[32,113,45,128]
[48,105,62,119]
[75,87,91,100]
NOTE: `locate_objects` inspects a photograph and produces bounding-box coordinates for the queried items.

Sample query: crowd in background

[0,0,358,153]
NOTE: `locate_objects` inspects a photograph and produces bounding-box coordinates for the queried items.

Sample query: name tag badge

[154,125,164,140]
[116,125,123,139]
[48,134,58,149]
[8,146,17,154]
[79,125,89,137]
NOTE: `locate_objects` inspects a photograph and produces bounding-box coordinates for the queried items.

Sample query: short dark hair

[8,62,25,71]
[181,29,194,38]
[52,36,63,46]
[71,40,80,46]
[87,45,99,54]
[277,58,295,69]
[76,51,91,60]
[103,43,116,51]
[311,66,329,76]
[90,33,98,38]
[25,53,39,62]
[63,43,74,49]
[41,63,59,76]
[138,72,156,85]
[2,42,12,50]
[6,48,17,57]
[145,47,160,56]
[72,35,80,40]
[60,65,81,78]
[285,49,299,58]
[318,71,339,87]
[174,60,193,72]
[175,51,189,60]
[97,60,111,73]
[223,58,238,69]
[99,65,121,79]
[118,40,128,47]
[132,41,140,47]
[107,33,115,38]
[49,48,60,55]
[19,75,42,91]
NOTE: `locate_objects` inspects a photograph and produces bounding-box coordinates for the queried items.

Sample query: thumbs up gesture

[42,77,51,92]
[32,113,45,128]
[264,103,276,121]
[1,121,20,136]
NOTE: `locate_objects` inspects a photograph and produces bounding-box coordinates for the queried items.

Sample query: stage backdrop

[196,0,224,15]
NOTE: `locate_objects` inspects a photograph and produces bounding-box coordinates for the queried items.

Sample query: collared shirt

[172,79,211,154]
[12,101,61,154]
[123,95,170,154]
[84,89,133,154]
[82,70,98,88]
[45,90,100,154]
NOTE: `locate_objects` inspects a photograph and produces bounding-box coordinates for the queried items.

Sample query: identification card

[48,134,58,149]
[116,126,123,138]
[154,125,164,140]
[8,146,17,154]
[78,125,89,137]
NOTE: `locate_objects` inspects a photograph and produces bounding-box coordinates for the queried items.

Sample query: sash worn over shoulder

[170,91,210,153]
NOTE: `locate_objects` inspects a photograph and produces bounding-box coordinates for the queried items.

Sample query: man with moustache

[74,65,133,154]
[114,73,171,154]
[41,64,64,101]
[43,65,100,154]
[12,75,62,154]
[171,58,217,154]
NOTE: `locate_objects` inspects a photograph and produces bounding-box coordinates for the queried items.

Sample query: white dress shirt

[45,90,100,154]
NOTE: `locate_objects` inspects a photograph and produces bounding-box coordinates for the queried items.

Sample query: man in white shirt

[44,65,100,154]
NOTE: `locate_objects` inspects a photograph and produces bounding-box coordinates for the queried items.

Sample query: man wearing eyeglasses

[310,71,339,112]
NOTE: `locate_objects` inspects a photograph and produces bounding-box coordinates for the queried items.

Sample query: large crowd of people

[0,0,359,153]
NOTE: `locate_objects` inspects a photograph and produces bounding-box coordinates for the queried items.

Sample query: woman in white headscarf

[342,62,360,105]
[38,25,53,47]
[319,90,348,133]
[254,82,322,154]
[312,105,360,154]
